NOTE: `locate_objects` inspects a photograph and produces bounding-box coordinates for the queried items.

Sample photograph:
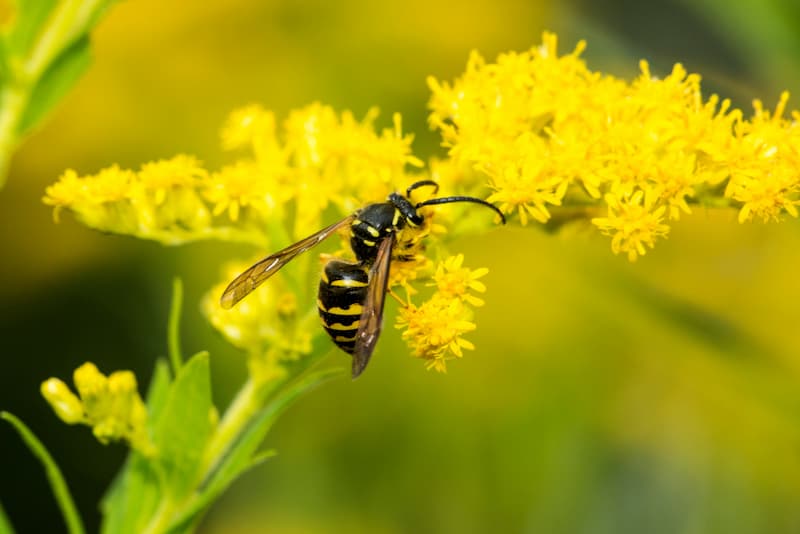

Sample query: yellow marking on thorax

[330,278,368,288]
[361,239,376,247]
[365,225,380,237]
[328,321,360,331]
[328,303,363,315]
[392,209,401,226]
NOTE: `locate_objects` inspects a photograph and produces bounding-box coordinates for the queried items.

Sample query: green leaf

[0,500,15,534]
[16,34,90,137]
[100,360,171,534]
[2,0,58,58]
[0,411,85,534]
[0,0,119,189]
[167,367,344,531]
[144,359,174,425]
[100,454,161,534]
[153,352,213,501]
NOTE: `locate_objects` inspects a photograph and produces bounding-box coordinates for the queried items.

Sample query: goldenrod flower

[137,154,207,205]
[41,362,153,454]
[203,261,312,363]
[430,253,488,307]
[45,103,430,251]
[204,161,278,222]
[592,189,670,261]
[42,169,86,221]
[397,295,476,373]
[428,32,800,259]
[43,156,213,243]
[221,104,281,161]
[395,255,488,372]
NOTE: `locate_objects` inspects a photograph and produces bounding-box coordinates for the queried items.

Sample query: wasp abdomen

[318,260,369,354]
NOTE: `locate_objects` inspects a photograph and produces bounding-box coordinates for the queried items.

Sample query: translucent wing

[351,234,395,378]
[220,215,355,309]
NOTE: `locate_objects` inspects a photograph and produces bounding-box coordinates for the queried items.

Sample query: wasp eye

[410,213,424,226]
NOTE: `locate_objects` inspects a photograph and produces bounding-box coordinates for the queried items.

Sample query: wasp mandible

[220,180,505,378]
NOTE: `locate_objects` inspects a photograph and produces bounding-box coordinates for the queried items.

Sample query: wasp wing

[220,215,355,309]
[351,234,395,378]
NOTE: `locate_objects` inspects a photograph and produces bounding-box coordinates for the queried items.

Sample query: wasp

[220,180,505,378]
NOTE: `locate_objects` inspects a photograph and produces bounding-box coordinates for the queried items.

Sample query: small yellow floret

[397,296,476,373]
[40,378,85,425]
[431,254,488,307]
[41,362,153,454]
[592,189,670,262]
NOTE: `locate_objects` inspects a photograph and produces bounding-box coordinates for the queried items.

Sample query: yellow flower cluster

[43,156,211,244]
[40,362,153,454]
[428,32,800,260]
[396,254,487,372]
[43,103,422,246]
[45,102,498,375]
[202,260,312,374]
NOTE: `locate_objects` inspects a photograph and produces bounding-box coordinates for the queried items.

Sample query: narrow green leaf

[0,500,15,534]
[16,35,90,137]
[144,359,173,425]
[0,412,85,534]
[167,278,184,375]
[167,368,344,531]
[100,360,171,534]
[153,352,213,500]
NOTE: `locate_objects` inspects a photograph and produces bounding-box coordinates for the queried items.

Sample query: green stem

[198,376,277,479]
[167,277,184,375]
[0,86,26,184]
[139,498,174,534]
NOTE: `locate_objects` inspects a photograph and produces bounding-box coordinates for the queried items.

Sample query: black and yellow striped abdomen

[317,260,369,354]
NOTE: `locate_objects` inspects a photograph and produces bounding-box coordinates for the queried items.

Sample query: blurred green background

[2,0,800,532]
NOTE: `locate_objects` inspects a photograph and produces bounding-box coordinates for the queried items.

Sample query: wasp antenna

[406,180,439,198]
[416,196,506,224]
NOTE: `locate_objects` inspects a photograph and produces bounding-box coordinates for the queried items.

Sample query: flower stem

[198,372,282,481]
[167,278,184,375]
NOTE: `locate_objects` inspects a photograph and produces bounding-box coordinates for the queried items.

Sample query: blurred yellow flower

[44,155,212,242]
[41,362,153,455]
[202,260,312,364]
[204,160,276,222]
[138,154,207,205]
